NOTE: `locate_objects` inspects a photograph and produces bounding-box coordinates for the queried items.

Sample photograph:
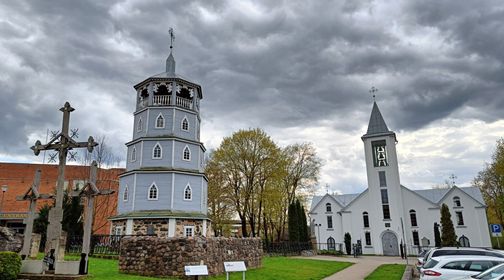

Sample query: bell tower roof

[166,52,176,74]
[362,101,396,140]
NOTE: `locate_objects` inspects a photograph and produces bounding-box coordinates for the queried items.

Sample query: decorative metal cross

[16,169,54,259]
[370,87,378,100]
[30,102,98,267]
[449,174,457,186]
[169,27,175,50]
[71,160,114,275]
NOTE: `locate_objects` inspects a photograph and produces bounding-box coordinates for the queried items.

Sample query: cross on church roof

[169,27,175,51]
[370,86,378,101]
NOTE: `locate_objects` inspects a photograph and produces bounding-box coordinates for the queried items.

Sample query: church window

[184,184,192,200]
[148,183,158,200]
[363,212,370,228]
[123,185,128,201]
[326,203,332,212]
[182,117,189,131]
[365,232,371,246]
[183,146,191,161]
[410,210,418,227]
[114,226,123,236]
[131,147,136,162]
[456,211,464,226]
[382,205,390,220]
[453,196,461,207]
[153,143,162,159]
[380,189,389,204]
[372,140,388,167]
[327,237,336,250]
[137,117,143,132]
[379,171,387,187]
[155,113,165,128]
[184,226,194,237]
[327,216,333,229]
[412,231,420,245]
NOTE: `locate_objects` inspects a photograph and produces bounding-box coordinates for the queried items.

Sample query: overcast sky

[1,0,503,195]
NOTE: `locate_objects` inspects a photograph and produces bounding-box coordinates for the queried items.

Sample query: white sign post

[224,261,247,280]
[185,265,208,279]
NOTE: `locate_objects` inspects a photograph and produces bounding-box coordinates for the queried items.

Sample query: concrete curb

[401,265,415,280]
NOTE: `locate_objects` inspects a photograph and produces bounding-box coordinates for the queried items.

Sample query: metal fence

[262,241,313,256]
[66,235,129,256]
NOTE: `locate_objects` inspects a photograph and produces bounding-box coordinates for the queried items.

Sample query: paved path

[297,255,416,280]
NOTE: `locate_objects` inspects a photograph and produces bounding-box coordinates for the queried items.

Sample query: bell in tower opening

[372,140,388,167]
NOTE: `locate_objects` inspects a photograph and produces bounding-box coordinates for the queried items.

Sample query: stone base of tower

[110,211,212,237]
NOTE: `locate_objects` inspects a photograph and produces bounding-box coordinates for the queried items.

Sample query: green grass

[364,264,406,280]
[210,257,352,280]
[87,258,174,280]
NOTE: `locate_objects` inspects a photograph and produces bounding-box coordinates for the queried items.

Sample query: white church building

[309,101,491,256]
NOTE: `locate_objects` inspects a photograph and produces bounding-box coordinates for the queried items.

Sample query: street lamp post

[0,185,7,226]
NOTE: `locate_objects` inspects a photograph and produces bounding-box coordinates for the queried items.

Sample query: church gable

[437,186,486,208]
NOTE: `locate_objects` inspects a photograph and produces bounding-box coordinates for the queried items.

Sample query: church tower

[111,32,210,237]
[361,101,405,255]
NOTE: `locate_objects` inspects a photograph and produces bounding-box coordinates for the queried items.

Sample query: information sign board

[184,265,208,276]
[224,261,247,272]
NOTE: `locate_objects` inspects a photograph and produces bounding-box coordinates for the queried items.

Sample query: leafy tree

[33,204,51,251]
[434,222,441,247]
[440,203,457,246]
[474,139,504,227]
[344,232,352,255]
[288,201,299,242]
[298,203,309,242]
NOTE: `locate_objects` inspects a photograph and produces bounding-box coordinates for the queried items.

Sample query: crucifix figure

[16,169,54,259]
[31,102,98,268]
[71,160,114,275]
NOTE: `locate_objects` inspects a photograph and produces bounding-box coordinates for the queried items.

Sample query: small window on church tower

[184,184,192,200]
[182,117,189,131]
[153,143,162,159]
[148,183,158,200]
[183,146,191,161]
[363,212,369,228]
[155,113,165,128]
[123,185,128,201]
[453,196,461,207]
[326,203,332,212]
[137,117,143,132]
[131,147,136,162]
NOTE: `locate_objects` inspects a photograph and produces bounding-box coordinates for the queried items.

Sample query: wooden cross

[71,160,114,274]
[16,169,54,259]
[30,102,98,265]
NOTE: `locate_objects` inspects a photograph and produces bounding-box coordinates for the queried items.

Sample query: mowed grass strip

[210,257,353,280]
[84,256,352,280]
[364,264,406,280]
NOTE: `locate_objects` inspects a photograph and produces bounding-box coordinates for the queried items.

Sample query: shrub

[344,232,352,255]
[319,250,343,256]
[0,251,22,280]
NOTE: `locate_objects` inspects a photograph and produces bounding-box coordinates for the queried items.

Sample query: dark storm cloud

[0,0,503,160]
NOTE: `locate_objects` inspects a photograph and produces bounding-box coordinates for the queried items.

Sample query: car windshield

[473,264,504,279]
[423,259,439,269]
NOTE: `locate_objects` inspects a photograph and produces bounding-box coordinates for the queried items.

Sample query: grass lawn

[364,264,406,280]
[81,256,352,280]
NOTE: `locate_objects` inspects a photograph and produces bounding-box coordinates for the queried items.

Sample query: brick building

[0,162,124,235]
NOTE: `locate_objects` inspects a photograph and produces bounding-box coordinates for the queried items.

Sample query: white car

[420,256,504,280]
[452,263,504,280]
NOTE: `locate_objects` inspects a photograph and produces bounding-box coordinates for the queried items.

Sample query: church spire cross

[370,86,378,101]
[166,27,176,74]
[169,27,175,51]
[449,174,457,186]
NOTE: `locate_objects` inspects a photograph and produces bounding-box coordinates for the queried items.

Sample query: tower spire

[166,27,176,74]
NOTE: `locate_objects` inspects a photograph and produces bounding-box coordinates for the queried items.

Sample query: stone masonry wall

[119,236,262,277]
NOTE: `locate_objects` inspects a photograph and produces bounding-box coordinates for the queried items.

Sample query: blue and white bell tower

[111,31,209,237]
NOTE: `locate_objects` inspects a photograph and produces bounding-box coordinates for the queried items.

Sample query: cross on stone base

[71,160,114,274]
[16,169,54,259]
[30,102,98,270]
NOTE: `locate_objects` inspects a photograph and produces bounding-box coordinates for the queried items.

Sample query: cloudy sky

[1,0,503,195]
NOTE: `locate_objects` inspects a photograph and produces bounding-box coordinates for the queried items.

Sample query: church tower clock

[110,30,210,237]
[361,100,405,256]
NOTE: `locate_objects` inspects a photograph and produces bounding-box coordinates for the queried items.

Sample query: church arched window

[184,184,192,200]
[155,113,165,128]
[327,237,335,250]
[148,183,158,200]
[453,196,461,207]
[326,203,332,212]
[137,117,143,132]
[123,185,128,201]
[153,143,162,159]
[181,117,189,131]
[410,209,418,227]
[363,212,369,228]
[130,146,136,162]
[183,146,191,161]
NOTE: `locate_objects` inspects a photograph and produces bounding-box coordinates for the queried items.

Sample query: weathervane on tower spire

[169,27,175,52]
[370,86,378,101]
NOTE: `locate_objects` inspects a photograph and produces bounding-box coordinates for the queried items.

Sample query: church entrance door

[381,231,399,256]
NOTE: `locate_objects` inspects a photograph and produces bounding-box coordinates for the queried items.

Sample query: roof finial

[449,174,457,186]
[166,27,176,74]
[370,86,378,101]
[169,27,175,52]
